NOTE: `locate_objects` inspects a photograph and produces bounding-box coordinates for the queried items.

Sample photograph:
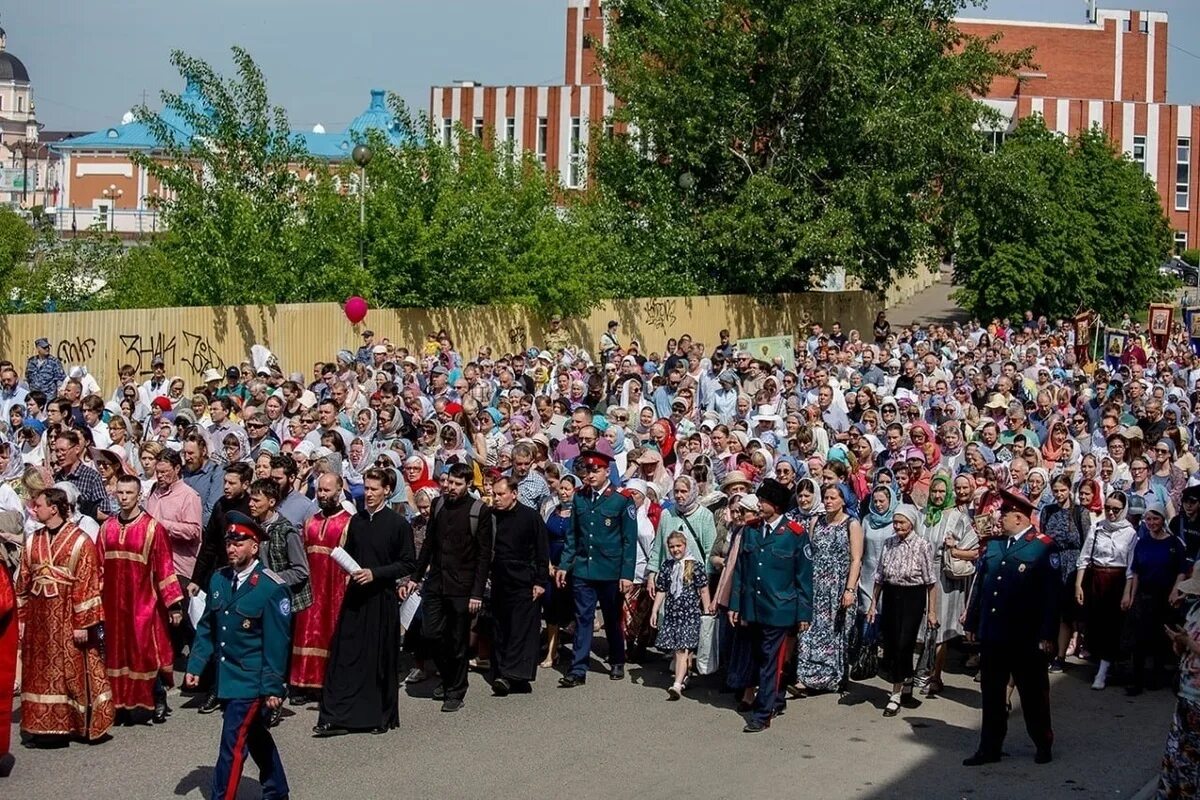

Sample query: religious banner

[1184,306,1200,355]
[1148,303,1174,352]
[1104,329,1128,370]
[1072,311,1094,365]
[738,336,795,371]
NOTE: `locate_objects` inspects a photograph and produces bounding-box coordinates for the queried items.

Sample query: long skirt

[878,584,927,685]
[623,584,654,652]
[1158,697,1200,799]
[1084,566,1126,662]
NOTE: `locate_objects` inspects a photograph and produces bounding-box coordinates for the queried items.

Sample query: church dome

[0,51,29,83]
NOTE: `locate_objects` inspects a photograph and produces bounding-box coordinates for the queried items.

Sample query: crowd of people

[2,310,1200,797]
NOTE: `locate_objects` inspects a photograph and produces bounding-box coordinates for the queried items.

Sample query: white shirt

[1077,521,1137,569]
[233,559,260,591]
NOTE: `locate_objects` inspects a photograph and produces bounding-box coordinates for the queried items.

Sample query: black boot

[197,691,220,714]
[0,752,15,777]
[153,696,170,724]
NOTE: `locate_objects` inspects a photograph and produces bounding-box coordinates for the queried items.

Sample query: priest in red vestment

[98,473,184,723]
[289,473,352,703]
[16,487,114,745]
[0,553,16,776]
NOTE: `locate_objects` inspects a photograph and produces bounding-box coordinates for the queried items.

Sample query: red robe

[289,509,351,689]
[16,523,114,739]
[0,564,16,762]
[97,512,184,710]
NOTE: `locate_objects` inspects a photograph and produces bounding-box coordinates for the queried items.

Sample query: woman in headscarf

[976,462,1012,520]
[908,420,942,471]
[541,474,583,668]
[918,472,975,696]
[619,477,662,664]
[772,455,800,497]
[649,476,717,594]
[604,424,630,477]
[1025,467,1054,515]
[793,482,864,696]
[352,407,378,443]
[374,405,404,452]
[634,448,673,500]
[1041,419,1078,476]
[791,477,825,527]
[1150,436,1188,514]
[867,504,937,717]
[859,481,899,618]
[402,455,439,495]
[343,436,376,510]
[650,418,678,470]
[1075,490,1138,690]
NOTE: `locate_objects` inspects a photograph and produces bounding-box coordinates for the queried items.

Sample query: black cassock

[318,506,415,730]
[488,502,550,684]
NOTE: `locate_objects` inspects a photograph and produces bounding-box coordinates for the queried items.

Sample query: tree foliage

[952,118,1173,321]
[0,208,33,293]
[595,0,1027,294]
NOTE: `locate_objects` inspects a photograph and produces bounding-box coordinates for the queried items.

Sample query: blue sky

[10,1,1200,132]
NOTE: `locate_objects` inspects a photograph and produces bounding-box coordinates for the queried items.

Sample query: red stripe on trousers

[774,633,794,691]
[225,699,263,800]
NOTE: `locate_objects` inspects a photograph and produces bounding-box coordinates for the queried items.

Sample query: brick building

[430,4,1197,248]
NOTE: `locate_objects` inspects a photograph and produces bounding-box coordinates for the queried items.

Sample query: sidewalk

[888,265,968,326]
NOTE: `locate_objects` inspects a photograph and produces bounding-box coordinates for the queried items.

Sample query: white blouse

[1076,521,1137,570]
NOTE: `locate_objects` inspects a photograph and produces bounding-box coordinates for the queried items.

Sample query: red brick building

[431,4,1196,248]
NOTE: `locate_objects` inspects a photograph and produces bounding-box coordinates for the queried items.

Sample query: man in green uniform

[728,478,813,733]
[185,513,291,800]
[964,489,1058,766]
[543,314,572,356]
[555,450,636,686]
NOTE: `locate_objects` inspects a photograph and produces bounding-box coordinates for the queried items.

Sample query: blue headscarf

[865,483,898,529]
[609,426,627,454]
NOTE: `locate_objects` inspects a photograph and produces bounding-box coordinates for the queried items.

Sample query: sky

[9,0,1200,133]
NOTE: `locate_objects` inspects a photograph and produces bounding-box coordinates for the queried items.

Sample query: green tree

[596,0,1027,295]
[0,207,33,295]
[952,118,1173,321]
[9,228,123,312]
[132,48,359,306]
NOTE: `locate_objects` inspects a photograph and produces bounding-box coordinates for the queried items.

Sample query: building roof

[0,51,29,83]
[52,84,410,159]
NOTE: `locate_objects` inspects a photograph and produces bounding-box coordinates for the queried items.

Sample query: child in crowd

[651,530,712,700]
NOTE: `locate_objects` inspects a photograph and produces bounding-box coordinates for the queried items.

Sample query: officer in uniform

[555,449,636,686]
[964,489,1058,766]
[543,314,572,355]
[728,478,813,733]
[185,512,291,800]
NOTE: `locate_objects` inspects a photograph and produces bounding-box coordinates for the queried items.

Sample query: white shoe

[1091,673,1106,690]
[404,667,429,685]
[667,683,682,701]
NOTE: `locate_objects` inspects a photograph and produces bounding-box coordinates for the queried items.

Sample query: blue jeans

[212,698,289,800]
[568,579,625,678]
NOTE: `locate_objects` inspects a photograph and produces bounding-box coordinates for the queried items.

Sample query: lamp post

[351,144,373,271]
[102,184,124,232]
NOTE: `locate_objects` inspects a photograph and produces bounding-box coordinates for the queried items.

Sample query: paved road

[5,645,1174,800]
[888,265,969,328]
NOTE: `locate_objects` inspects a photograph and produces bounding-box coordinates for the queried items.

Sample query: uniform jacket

[965,528,1058,647]
[729,516,814,628]
[187,561,292,699]
[559,485,637,582]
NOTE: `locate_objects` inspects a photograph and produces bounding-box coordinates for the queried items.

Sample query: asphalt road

[4,645,1175,800]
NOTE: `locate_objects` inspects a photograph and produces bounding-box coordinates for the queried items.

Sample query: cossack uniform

[964,489,1058,765]
[729,509,814,731]
[187,517,292,800]
[558,450,636,685]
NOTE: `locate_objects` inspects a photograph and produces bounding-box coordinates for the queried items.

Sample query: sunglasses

[1104,505,1123,513]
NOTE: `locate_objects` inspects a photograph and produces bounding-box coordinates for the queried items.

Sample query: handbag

[696,614,721,675]
[942,521,979,579]
[848,618,880,681]
[915,621,940,676]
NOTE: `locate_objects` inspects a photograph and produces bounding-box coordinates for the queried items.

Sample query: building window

[442,118,453,147]
[583,35,593,50]
[982,131,1006,153]
[583,5,591,18]
[0,97,4,111]
[1133,135,1147,170]
[536,117,548,164]
[569,117,584,188]
[1139,19,1149,34]
[1123,19,1132,32]
[15,96,21,112]
[505,117,516,143]
[1175,231,1188,252]
[1177,137,1190,210]
[473,117,485,140]
[605,122,615,141]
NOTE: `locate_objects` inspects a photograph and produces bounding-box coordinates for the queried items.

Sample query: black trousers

[423,594,472,701]
[978,642,1053,757]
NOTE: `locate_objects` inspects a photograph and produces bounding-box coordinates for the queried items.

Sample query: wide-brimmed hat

[720,470,752,491]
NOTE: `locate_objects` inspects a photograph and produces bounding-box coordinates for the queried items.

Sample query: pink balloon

[344,296,368,325]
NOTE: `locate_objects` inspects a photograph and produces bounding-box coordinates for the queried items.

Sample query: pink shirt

[145,478,203,579]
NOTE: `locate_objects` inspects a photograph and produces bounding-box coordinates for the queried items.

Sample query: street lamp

[351,144,373,270]
[102,184,124,232]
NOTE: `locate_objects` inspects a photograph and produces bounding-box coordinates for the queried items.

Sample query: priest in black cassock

[487,476,550,696]
[313,468,415,737]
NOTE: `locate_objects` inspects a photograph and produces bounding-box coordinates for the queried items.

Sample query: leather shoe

[558,674,586,688]
[962,752,1002,767]
[197,692,220,714]
[370,726,388,735]
[610,664,625,681]
[742,719,769,733]
[1034,749,1053,764]
[288,691,310,706]
[267,704,283,728]
[152,698,170,724]
[492,678,511,697]
[312,723,348,738]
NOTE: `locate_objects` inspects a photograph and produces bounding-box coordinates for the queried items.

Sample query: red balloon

[344,296,368,325]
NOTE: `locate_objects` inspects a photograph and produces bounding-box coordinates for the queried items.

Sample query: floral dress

[653,558,707,651]
[797,515,853,691]
[1158,598,1200,798]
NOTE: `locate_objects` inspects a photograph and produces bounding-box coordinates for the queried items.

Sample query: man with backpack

[402,463,493,712]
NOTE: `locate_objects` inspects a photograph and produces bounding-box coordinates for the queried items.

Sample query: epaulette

[786,520,807,536]
[261,568,286,585]
[1035,533,1054,545]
